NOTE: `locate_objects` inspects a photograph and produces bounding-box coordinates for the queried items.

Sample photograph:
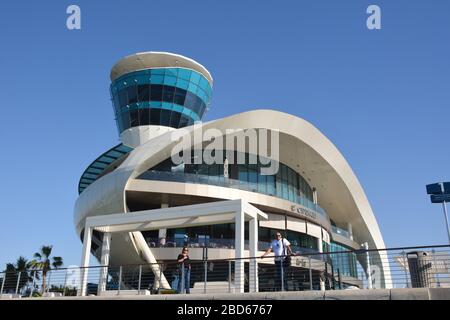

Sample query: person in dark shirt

[176,247,191,293]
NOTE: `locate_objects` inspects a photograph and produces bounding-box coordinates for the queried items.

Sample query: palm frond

[41,245,53,259]
[16,256,28,271]
[52,256,63,269]
[5,263,15,272]
[28,259,45,270]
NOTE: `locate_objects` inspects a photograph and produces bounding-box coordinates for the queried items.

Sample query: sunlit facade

[74,52,391,290]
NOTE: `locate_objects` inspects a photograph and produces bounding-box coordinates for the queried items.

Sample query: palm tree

[28,246,63,293]
[3,256,32,293]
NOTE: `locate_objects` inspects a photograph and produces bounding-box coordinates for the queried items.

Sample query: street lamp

[426,182,450,244]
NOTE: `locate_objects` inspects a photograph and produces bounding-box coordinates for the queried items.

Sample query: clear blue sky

[1,0,449,269]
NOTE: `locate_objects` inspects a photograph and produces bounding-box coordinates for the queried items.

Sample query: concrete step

[0,294,22,299]
[43,292,63,297]
[98,289,151,296]
[190,281,236,294]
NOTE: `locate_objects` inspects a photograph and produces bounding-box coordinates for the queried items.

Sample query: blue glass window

[160,109,171,126]
[111,68,211,132]
[139,151,320,212]
[165,68,178,77]
[190,72,200,84]
[162,86,175,103]
[163,75,176,86]
[130,109,139,127]
[169,111,181,128]
[178,69,191,81]
[138,84,150,102]
[179,115,190,127]
[150,108,161,125]
[238,164,248,182]
[150,84,163,101]
[127,85,138,104]
[174,88,186,106]
[139,108,150,126]
[119,89,127,107]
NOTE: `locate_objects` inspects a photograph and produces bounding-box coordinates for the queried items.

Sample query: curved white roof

[74,109,391,285]
[75,109,385,250]
[110,51,213,85]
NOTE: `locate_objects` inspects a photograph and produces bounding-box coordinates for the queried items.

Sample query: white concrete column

[317,237,323,254]
[249,217,258,292]
[98,232,111,295]
[347,222,354,241]
[234,209,245,293]
[363,242,373,289]
[317,233,325,291]
[313,188,318,205]
[159,203,169,246]
[80,226,92,296]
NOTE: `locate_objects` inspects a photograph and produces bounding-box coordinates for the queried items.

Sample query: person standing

[261,231,293,291]
[176,247,191,294]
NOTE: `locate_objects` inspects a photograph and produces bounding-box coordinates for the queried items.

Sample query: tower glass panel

[110,68,212,134]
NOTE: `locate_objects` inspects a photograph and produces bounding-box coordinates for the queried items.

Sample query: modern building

[74,52,391,293]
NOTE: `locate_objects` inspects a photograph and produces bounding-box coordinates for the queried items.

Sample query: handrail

[2,244,449,273]
[139,170,329,218]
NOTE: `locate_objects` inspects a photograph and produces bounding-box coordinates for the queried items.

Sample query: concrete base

[42,292,63,297]
[325,289,390,300]
[390,288,429,300]
[11,288,450,300]
[264,291,325,300]
[0,294,22,299]
[428,288,450,300]
[99,290,151,296]
[190,282,236,294]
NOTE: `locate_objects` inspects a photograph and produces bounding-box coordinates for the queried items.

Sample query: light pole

[441,200,450,245]
[426,182,450,245]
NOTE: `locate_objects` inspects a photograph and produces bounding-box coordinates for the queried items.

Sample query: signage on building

[290,204,318,221]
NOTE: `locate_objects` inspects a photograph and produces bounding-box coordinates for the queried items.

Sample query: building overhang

[75,109,386,252]
[85,199,267,234]
[125,179,332,232]
[110,51,213,85]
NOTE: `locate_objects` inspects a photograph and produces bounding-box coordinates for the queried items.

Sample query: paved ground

[3,288,450,300]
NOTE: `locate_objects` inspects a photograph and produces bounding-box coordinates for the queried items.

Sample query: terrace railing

[1,244,449,298]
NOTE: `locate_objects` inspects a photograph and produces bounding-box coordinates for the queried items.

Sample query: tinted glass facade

[268,228,318,253]
[329,242,359,278]
[148,151,313,201]
[110,68,212,133]
[142,222,320,253]
[137,151,329,217]
[78,144,133,194]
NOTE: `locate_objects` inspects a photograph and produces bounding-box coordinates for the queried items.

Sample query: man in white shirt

[261,231,293,291]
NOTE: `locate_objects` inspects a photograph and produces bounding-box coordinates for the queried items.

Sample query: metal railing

[147,237,237,249]
[138,170,329,218]
[146,237,318,254]
[331,226,351,239]
[1,244,449,298]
